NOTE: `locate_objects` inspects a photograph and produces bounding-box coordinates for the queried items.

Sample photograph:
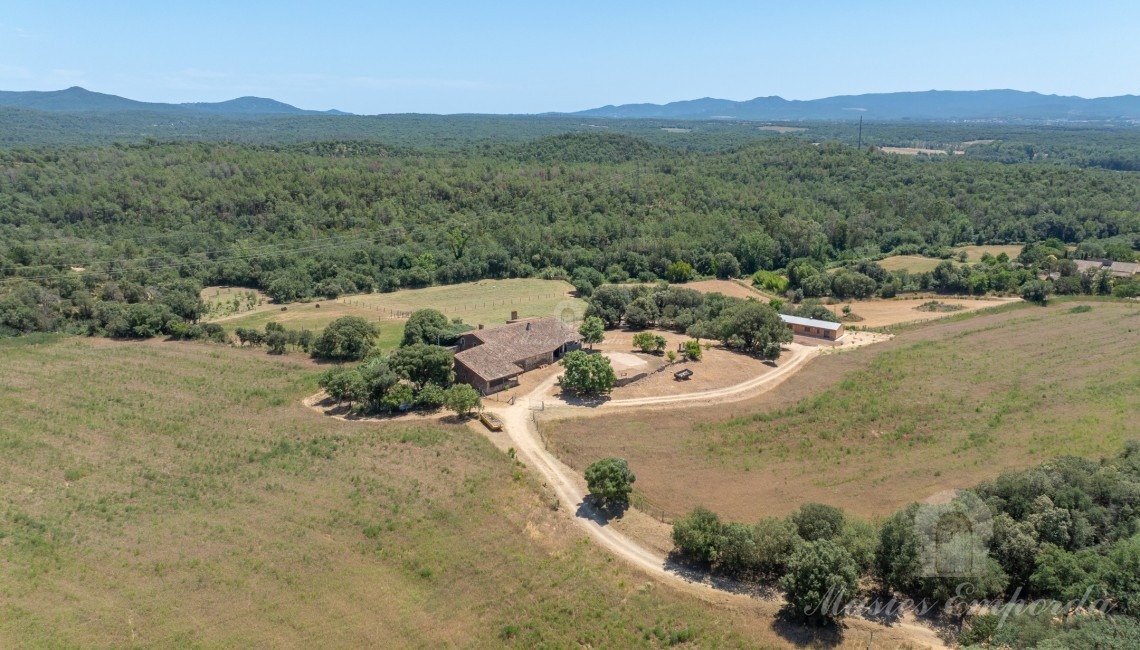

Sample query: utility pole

[857,115,863,151]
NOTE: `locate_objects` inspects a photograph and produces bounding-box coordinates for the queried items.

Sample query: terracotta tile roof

[453,345,525,381]
[1074,259,1104,273]
[1110,261,1138,276]
[1075,259,1138,276]
[454,318,580,382]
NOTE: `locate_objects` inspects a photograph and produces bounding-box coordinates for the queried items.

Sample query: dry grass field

[875,255,948,274]
[622,280,768,301]
[757,126,806,133]
[209,279,580,352]
[953,244,1024,262]
[825,297,1016,328]
[543,301,1140,523]
[878,147,958,156]
[684,279,768,300]
[0,335,809,648]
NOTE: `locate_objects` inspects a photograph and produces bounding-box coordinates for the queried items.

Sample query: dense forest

[6,107,1140,169]
[1,132,1138,337]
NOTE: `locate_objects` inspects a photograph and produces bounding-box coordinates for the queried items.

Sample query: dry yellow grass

[878,146,950,155]
[875,255,948,273]
[0,336,799,648]
[825,297,1016,327]
[544,301,1140,522]
[208,279,581,352]
[953,244,1024,262]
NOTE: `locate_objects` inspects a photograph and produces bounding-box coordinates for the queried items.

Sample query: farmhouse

[779,314,845,340]
[1074,258,1139,279]
[454,316,581,394]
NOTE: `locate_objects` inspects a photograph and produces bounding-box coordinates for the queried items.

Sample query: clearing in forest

[878,146,957,155]
[682,279,769,300]
[209,278,580,351]
[875,254,949,274]
[757,125,807,133]
[953,244,1025,262]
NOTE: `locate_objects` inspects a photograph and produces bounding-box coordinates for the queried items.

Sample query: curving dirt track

[482,343,949,649]
[309,336,947,648]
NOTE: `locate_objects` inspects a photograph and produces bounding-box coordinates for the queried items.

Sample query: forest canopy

[1,133,1137,336]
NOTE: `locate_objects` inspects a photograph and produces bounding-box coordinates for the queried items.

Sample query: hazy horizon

[3,1,1139,114]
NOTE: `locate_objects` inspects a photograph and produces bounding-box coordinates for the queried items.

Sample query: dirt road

[482,342,949,650]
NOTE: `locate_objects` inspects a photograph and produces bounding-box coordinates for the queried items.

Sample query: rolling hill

[571,89,1140,122]
[0,86,349,115]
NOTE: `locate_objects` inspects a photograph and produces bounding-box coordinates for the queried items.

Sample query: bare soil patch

[757,126,806,133]
[591,329,776,400]
[825,297,1016,328]
[684,279,768,300]
[879,146,949,155]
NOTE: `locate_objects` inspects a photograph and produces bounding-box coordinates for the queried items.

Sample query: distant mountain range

[4,87,1140,123]
[0,86,350,116]
[570,90,1140,122]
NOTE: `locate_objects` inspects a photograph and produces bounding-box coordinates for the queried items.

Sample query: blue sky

[1,1,1137,114]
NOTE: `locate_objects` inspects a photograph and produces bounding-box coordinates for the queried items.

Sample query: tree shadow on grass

[574,496,629,526]
[661,551,782,600]
[771,608,848,649]
[555,390,612,408]
[437,413,476,426]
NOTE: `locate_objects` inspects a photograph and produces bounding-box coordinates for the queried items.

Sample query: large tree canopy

[559,350,616,396]
[310,316,379,361]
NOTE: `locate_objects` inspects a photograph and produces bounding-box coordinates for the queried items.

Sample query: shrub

[319,366,366,406]
[779,540,860,625]
[414,383,446,409]
[752,517,803,577]
[752,270,789,293]
[442,384,481,417]
[790,503,845,542]
[715,522,757,576]
[682,340,702,361]
[632,332,666,353]
[672,507,723,564]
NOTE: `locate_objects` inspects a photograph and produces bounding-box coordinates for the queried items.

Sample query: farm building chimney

[511,310,518,321]
[478,323,484,330]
